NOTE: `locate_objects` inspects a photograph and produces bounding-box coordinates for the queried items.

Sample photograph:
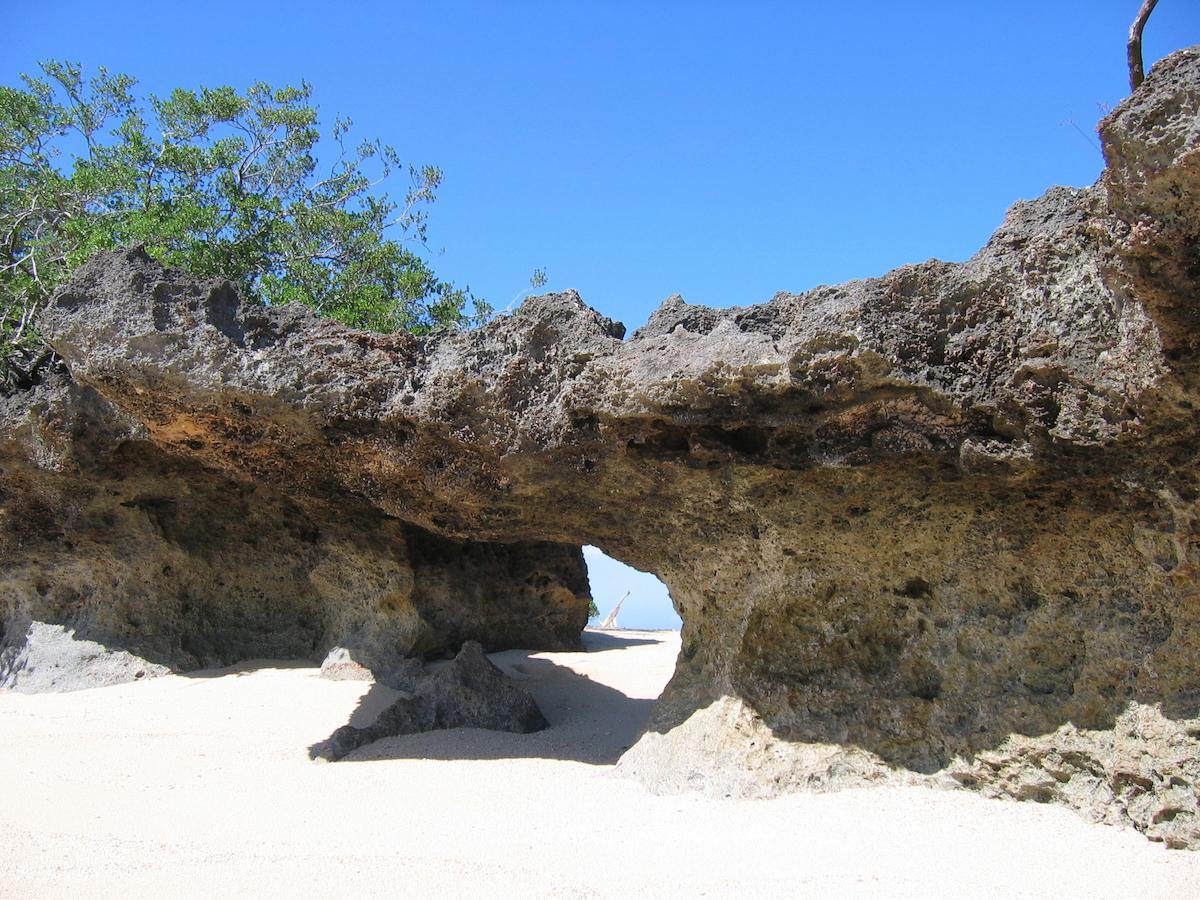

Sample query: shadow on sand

[180,659,316,679]
[578,629,664,651]
[316,631,678,765]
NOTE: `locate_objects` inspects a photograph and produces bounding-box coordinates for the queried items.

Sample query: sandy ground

[2,628,1198,898]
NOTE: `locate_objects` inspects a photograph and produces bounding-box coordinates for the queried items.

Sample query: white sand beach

[2,628,1197,898]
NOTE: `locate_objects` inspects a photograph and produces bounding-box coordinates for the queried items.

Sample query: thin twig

[1061,119,1102,157]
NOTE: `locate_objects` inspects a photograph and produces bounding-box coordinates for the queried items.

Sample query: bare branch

[1128,0,1160,91]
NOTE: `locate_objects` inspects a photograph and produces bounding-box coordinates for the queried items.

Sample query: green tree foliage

[0,61,487,387]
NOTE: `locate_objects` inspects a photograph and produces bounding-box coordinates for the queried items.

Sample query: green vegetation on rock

[0,61,487,387]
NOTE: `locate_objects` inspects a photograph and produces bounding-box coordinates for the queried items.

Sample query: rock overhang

[4,45,1200,848]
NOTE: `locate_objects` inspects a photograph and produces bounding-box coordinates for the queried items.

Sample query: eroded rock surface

[0,373,591,690]
[4,48,1200,846]
[309,640,549,761]
[0,620,170,693]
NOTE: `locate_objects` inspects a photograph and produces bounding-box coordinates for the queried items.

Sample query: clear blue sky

[6,2,1197,628]
[584,547,680,631]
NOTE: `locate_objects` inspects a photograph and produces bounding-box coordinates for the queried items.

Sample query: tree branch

[1128,0,1160,91]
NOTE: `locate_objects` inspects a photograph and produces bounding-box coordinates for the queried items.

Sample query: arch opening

[305,543,683,765]
[582,546,681,632]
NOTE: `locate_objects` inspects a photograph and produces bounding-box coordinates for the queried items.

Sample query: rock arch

[3,47,1200,848]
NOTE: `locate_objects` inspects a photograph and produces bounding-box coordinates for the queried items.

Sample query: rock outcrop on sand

[0,373,591,687]
[309,640,549,761]
[3,48,1199,847]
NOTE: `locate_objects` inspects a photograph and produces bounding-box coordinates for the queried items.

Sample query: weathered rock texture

[0,374,591,689]
[2,48,1199,846]
[309,640,549,761]
[0,620,170,693]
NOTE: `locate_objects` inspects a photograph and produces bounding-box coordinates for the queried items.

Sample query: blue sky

[6,2,1196,628]
[583,547,680,631]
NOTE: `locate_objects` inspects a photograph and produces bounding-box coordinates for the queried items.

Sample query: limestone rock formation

[309,640,549,761]
[319,647,377,682]
[0,620,170,693]
[0,374,591,689]
[3,47,1200,846]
